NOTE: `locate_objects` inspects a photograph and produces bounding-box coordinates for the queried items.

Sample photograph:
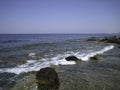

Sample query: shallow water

[0,34,120,90]
[58,46,120,90]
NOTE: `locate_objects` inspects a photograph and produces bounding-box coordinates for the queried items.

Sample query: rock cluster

[100,36,120,44]
[87,37,99,41]
[87,36,120,44]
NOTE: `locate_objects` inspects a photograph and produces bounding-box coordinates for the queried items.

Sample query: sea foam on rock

[36,67,60,90]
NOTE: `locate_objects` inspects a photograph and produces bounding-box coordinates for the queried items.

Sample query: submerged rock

[36,67,60,90]
[11,73,37,90]
[65,56,80,61]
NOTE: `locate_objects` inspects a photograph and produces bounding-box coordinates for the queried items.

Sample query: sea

[0,34,120,90]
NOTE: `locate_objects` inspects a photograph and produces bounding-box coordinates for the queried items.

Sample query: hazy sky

[0,0,120,33]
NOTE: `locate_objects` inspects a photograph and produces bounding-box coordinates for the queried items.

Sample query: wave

[0,45,114,74]
[77,45,114,61]
[0,58,75,74]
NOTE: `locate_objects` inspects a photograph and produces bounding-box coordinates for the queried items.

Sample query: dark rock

[87,37,99,41]
[100,37,108,42]
[118,45,120,48]
[87,36,120,44]
[65,56,80,61]
[90,55,101,60]
[100,36,120,44]
[36,67,60,90]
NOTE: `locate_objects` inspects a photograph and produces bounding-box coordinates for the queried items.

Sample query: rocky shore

[11,49,120,90]
[87,36,120,44]
[9,36,120,90]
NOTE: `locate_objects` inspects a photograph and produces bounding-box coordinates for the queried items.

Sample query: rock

[90,55,101,60]
[100,36,120,44]
[65,56,80,61]
[118,46,120,48]
[109,36,120,44]
[36,67,60,90]
[87,37,99,41]
[100,37,109,42]
[87,36,120,44]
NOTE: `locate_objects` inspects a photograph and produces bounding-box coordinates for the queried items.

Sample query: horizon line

[0,32,119,34]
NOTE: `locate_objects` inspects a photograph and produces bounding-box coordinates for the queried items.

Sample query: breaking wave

[77,45,114,61]
[0,45,114,74]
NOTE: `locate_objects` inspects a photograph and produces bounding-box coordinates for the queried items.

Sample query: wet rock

[90,55,101,60]
[36,67,60,90]
[118,45,120,48]
[65,56,80,61]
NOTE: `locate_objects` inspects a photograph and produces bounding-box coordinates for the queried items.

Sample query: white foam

[0,56,76,74]
[77,45,114,61]
[27,60,36,63]
[0,45,114,74]
[28,52,36,57]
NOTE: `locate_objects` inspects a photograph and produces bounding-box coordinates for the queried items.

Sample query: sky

[0,0,120,34]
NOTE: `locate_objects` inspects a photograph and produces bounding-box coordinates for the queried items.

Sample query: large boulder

[65,56,80,61]
[36,67,60,90]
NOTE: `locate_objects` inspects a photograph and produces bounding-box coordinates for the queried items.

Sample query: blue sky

[0,0,120,33]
